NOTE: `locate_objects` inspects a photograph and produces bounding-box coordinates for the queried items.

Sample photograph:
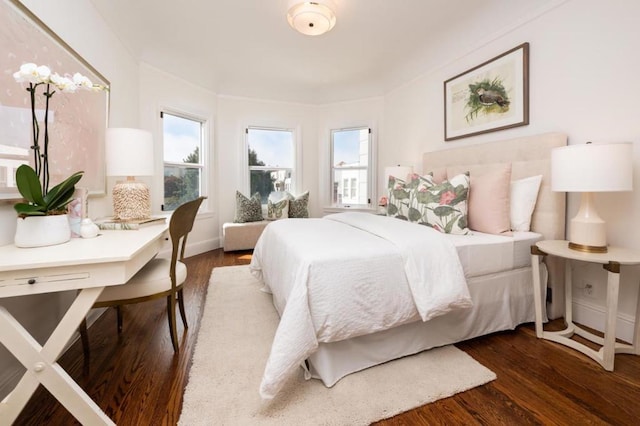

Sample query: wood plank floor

[13,249,640,425]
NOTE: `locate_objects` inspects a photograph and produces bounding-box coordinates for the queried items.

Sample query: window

[246,127,294,204]
[161,111,205,211]
[331,127,371,207]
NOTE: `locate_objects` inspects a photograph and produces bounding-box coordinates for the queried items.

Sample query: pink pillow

[467,163,512,235]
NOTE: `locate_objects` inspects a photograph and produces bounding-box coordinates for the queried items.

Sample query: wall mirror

[0,0,110,200]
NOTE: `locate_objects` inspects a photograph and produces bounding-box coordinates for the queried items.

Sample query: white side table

[531,240,640,371]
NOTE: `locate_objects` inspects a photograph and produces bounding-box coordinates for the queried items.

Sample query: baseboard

[159,237,221,259]
[572,299,635,344]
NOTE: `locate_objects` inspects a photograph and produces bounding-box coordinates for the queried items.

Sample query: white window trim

[243,124,301,199]
[329,126,375,209]
[160,108,209,212]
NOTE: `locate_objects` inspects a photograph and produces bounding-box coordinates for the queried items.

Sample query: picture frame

[0,0,110,200]
[444,42,529,141]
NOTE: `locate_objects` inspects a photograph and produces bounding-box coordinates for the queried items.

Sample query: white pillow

[510,175,542,231]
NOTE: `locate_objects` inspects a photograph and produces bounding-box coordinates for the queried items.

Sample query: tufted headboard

[422,132,567,241]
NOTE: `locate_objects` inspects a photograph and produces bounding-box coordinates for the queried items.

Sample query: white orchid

[12,63,51,84]
[72,72,93,90]
[50,73,78,93]
[13,64,109,93]
[12,63,108,200]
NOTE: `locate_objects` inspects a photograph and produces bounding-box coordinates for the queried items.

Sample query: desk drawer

[1,272,91,288]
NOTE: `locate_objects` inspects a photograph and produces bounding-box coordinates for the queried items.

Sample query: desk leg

[564,261,573,326]
[602,264,621,371]
[0,287,114,425]
[531,252,544,338]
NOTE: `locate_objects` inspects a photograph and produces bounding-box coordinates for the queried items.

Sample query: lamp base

[567,192,608,253]
[112,179,150,220]
[568,241,608,253]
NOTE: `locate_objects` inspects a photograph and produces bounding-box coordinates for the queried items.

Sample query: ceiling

[89,0,555,104]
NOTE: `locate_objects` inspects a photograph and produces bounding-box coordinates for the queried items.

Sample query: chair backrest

[168,196,206,287]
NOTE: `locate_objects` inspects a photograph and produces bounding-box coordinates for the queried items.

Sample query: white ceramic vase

[14,214,72,248]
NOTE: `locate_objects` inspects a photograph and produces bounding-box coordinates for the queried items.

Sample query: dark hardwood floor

[13,249,640,425]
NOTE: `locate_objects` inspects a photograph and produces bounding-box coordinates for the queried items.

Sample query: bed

[250,132,567,399]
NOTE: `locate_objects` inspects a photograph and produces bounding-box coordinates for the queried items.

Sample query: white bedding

[250,212,471,399]
[449,231,542,277]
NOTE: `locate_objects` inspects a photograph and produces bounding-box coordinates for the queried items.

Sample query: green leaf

[408,207,422,222]
[44,171,83,211]
[13,203,46,216]
[15,165,45,205]
[433,205,455,217]
[392,188,409,200]
[387,203,398,215]
[14,168,83,216]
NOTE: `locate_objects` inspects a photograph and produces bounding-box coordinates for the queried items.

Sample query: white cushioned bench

[222,221,270,251]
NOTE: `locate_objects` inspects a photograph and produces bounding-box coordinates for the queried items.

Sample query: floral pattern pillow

[233,191,263,223]
[286,191,309,218]
[387,173,470,234]
[267,198,289,220]
[386,173,434,220]
[420,173,471,234]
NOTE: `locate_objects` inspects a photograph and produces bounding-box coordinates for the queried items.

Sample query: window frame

[160,109,207,212]
[329,126,373,208]
[245,125,298,204]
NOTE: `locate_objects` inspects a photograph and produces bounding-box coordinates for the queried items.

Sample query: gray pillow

[234,191,263,223]
[286,191,309,218]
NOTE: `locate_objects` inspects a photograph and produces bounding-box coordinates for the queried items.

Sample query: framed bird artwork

[444,42,529,141]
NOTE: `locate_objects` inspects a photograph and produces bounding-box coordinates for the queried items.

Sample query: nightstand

[530,240,640,371]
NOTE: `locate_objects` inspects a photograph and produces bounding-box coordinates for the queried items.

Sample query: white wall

[0,0,140,399]
[382,0,640,340]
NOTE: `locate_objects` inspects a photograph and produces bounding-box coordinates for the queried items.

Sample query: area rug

[179,265,496,425]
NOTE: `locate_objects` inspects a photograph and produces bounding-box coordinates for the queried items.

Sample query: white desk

[531,240,640,371]
[0,224,168,425]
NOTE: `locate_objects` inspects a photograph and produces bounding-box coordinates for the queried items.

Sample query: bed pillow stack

[389,163,543,236]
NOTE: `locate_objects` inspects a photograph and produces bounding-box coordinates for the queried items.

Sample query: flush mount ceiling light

[287,1,336,36]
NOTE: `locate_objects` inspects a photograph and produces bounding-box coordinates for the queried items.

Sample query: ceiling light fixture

[287,1,336,36]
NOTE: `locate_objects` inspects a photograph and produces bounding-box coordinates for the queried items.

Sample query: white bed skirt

[306,265,547,387]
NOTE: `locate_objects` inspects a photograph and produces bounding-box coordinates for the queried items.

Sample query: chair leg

[116,305,123,333]
[79,318,90,363]
[167,295,179,352]
[177,289,188,329]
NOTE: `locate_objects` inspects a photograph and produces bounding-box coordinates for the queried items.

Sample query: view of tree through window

[162,112,204,211]
[247,127,294,203]
[331,127,371,206]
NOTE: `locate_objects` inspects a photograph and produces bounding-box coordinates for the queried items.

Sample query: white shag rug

[179,265,496,425]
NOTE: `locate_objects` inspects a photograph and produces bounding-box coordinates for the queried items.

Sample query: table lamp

[105,128,154,220]
[551,142,633,253]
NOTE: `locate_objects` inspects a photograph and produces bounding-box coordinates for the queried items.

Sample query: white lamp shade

[105,128,155,177]
[384,165,414,187]
[552,142,633,192]
[287,1,336,36]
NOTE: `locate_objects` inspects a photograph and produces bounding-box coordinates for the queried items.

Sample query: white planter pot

[14,214,72,248]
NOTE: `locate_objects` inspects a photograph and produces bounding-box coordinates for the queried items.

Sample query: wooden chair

[80,196,206,358]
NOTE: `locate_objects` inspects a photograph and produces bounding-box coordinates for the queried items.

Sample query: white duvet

[250,212,471,399]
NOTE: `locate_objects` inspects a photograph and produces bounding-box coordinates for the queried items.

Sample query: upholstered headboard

[422,132,567,241]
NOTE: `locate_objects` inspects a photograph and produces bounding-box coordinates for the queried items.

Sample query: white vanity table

[0,223,168,425]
